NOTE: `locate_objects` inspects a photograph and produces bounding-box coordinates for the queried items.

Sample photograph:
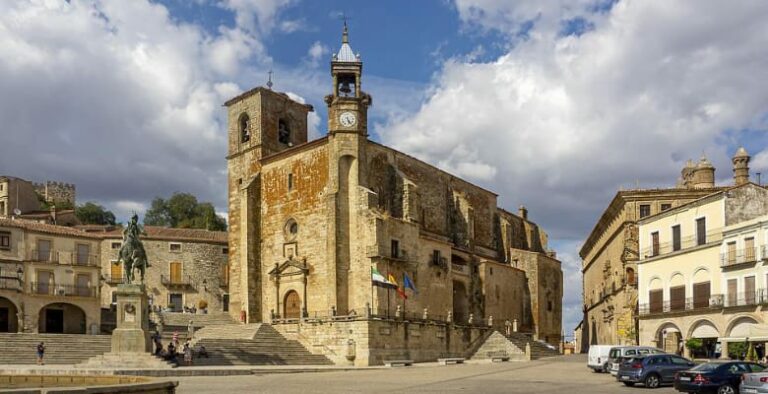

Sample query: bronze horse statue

[115,214,150,284]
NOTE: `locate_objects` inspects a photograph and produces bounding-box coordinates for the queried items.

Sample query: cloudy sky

[2,0,768,336]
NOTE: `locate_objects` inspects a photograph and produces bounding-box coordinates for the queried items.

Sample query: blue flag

[403,272,418,294]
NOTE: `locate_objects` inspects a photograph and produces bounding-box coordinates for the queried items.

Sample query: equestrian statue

[116,213,151,284]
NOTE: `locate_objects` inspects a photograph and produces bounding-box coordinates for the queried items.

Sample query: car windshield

[691,363,720,372]
[610,349,621,358]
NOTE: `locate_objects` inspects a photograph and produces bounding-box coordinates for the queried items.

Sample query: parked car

[608,346,667,376]
[674,361,764,394]
[742,369,768,394]
[588,345,616,372]
[616,354,695,388]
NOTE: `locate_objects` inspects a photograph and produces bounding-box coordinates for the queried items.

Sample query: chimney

[518,205,528,220]
[732,147,750,186]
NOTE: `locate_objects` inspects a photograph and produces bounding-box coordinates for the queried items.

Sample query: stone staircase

[0,333,111,364]
[154,312,237,344]
[189,324,333,366]
[470,331,561,361]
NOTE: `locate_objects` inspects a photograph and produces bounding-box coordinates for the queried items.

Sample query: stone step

[0,333,111,364]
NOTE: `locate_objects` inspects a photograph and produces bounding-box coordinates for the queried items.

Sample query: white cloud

[305,41,329,68]
[382,0,768,331]
[218,0,295,33]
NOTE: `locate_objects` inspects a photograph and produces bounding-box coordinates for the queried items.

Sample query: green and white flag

[371,267,395,288]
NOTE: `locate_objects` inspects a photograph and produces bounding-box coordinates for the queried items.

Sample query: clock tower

[325,22,371,136]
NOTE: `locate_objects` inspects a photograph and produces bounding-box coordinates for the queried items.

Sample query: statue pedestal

[79,284,173,369]
[111,284,151,353]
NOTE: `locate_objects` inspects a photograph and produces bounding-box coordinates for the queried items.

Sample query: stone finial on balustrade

[447,311,453,323]
[488,315,493,327]
[365,302,371,318]
[513,318,518,332]
[395,305,402,318]
[468,313,474,324]
[505,320,511,336]
[422,308,428,320]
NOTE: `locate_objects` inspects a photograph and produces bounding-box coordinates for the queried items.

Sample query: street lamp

[16,266,23,281]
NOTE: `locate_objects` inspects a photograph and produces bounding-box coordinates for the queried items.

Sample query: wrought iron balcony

[0,277,22,292]
[28,249,59,263]
[720,247,759,268]
[29,282,97,298]
[640,230,723,259]
[73,252,100,267]
[161,274,193,288]
[639,294,724,316]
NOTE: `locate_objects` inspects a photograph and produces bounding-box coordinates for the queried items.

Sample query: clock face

[339,112,357,127]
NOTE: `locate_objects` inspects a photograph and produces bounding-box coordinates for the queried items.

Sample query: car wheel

[603,363,610,373]
[644,373,660,389]
[716,385,736,394]
[623,382,635,387]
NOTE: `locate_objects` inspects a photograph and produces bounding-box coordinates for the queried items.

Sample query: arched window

[239,114,250,143]
[278,119,290,145]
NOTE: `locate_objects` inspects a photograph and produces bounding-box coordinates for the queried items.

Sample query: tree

[75,202,116,225]
[143,192,227,231]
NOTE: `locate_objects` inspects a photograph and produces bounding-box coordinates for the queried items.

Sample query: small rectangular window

[745,237,756,261]
[111,242,121,249]
[661,203,672,211]
[169,243,182,252]
[288,173,294,191]
[672,225,681,251]
[639,204,651,218]
[651,231,660,256]
[0,231,10,250]
[696,217,707,245]
[222,247,229,255]
[390,239,399,259]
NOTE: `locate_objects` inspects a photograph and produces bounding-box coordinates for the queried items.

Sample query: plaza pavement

[174,355,680,393]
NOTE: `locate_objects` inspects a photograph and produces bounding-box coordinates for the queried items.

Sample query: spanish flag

[388,273,408,300]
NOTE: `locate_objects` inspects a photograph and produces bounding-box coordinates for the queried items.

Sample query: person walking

[172,331,179,348]
[183,342,193,366]
[36,342,45,365]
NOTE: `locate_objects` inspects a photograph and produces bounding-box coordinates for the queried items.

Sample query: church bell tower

[325,22,372,136]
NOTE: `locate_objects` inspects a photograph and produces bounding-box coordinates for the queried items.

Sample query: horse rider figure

[116,213,150,284]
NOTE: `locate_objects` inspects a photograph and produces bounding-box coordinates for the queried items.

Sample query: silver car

[741,370,768,394]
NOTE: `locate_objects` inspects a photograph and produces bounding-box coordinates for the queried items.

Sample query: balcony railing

[29,282,97,298]
[103,275,125,285]
[365,245,409,262]
[720,247,759,267]
[641,230,723,259]
[0,277,22,292]
[724,290,767,307]
[451,262,468,275]
[639,295,724,316]
[73,253,100,267]
[161,275,193,287]
[28,249,59,263]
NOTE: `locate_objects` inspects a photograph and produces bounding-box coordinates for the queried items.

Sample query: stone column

[720,341,729,359]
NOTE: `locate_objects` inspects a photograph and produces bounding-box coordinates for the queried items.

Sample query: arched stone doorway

[38,303,86,334]
[283,290,301,319]
[688,319,720,358]
[655,322,683,355]
[0,297,19,333]
[452,281,469,324]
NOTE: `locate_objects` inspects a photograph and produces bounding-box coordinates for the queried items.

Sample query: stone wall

[100,238,228,312]
[273,318,491,366]
[32,180,76,207]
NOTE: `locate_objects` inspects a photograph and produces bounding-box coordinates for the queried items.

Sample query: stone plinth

[111,284,151,353]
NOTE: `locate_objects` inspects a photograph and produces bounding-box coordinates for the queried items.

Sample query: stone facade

[96,226,228,313]
[0,176,41,217]
[226,25,563,362]
[580,149,756,351]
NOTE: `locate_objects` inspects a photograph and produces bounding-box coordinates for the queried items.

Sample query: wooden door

[727,242,737,265]
[745,276,756,304]
[670,285,686,311]
[649,289,663,313]
[746,238,756,261]
[37,240,51,261]
[76,274,91,297]
[283,290,301,319]
[170,262,182,283]
[693,282,710,309]
[652,232,660,256]
[111,261,122,281]
[728,278,738,306]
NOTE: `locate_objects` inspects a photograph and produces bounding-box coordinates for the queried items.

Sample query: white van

[587,345,615,372]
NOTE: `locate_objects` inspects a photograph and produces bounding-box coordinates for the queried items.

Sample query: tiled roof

[0,218,227,244]
[0,217,102,239]
[336,42,358,62]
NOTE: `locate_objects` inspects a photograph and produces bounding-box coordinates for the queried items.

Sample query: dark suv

[616,354,695,388]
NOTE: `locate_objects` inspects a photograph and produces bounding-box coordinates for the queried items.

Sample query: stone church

[225,25,562,364]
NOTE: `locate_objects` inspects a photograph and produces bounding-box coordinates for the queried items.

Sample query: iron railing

[28,249,58,263]
[73,252,100,266]
[29,282,97,297]
[102,275,125,285]
[724,290,767,307]
[639,295,724,315]
[0,277,22,292]
[641,229,723,259]
[160,274,193,287]
[720,247,759,267]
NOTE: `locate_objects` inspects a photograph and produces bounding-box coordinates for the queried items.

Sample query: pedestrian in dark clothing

[36,342,45,365]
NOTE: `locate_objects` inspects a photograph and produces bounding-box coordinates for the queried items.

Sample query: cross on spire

[338,13,351,44]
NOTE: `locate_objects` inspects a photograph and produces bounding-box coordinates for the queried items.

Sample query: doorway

[0,307,8,332]
[222,294,229,312]
[169,293,182,312]
[45,309,64,333]
[452,281,469,324]
[283,290,301,319]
